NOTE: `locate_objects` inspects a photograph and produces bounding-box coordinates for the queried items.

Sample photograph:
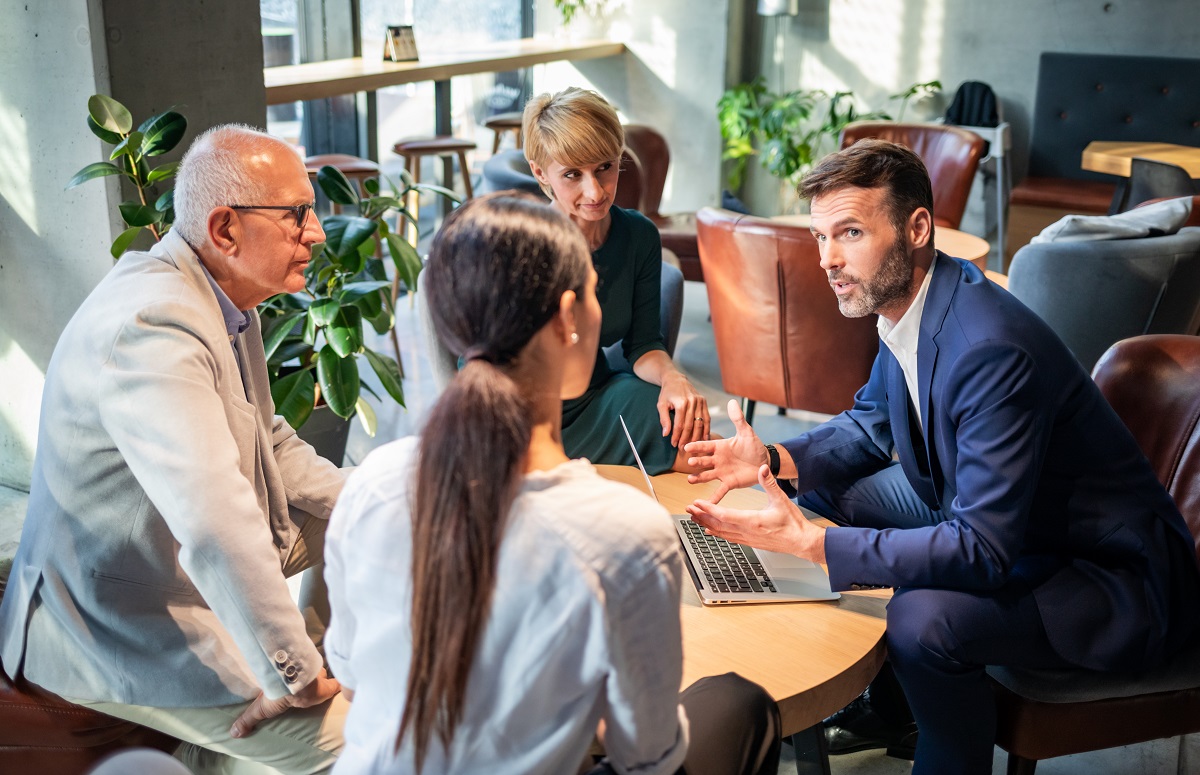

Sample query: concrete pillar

[0,0,265,490]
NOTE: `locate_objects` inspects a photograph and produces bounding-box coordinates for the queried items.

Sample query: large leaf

[138,111,187,156]
[322,215,376,260]
[88,94,133,135]
[271,369,316,429]
[322,305,363,357]
[413,182,463,204]
[308,298,341,327]
[386,233,422,291]
[66,161,124,189]
[338,280,391,303]
[317,165,359,206]
[363,348,405,407]
[268,340,313,369]
[119,201,159,227]
[261,310,305,360]
[109,131,145,161]
[354,396,378,438]
[87,115,123,144]
[109,226,143,259]
[155,188,174,212]
[316,348,360,419]
[147,161,179,183]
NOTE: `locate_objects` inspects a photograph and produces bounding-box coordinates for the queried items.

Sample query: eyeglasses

[228,203,313,229]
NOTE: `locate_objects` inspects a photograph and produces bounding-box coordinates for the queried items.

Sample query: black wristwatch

[765,444,780,477]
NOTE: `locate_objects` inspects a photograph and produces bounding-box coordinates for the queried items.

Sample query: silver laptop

[619,416,838,605]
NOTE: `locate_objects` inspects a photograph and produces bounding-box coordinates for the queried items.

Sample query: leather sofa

[1007,52,1200,265]
[0,661,179,772]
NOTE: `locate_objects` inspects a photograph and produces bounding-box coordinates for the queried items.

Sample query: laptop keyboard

[680,520,777,594]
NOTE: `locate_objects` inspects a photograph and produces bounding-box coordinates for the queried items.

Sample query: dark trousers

[798,463,1074,775]
[587,673,781,775]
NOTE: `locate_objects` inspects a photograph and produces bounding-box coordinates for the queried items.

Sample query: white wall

[739,0,1200,214]
[0,0,266,491]
[0,1,117,489]
[532,0,730,213]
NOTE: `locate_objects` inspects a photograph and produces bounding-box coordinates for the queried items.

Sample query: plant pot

[296,405,352,466]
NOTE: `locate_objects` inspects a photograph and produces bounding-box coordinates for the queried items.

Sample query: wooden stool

[483,111,524,153]
[303,154,380,212]
[391,137,476,245]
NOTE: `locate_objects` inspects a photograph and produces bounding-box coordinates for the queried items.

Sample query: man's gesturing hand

[683,399,767,503]
[230,668,341,739]
[686,464,826,563]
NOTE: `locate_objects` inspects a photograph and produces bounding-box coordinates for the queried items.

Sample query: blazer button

[274,650,288,665]
[284,664,299,682]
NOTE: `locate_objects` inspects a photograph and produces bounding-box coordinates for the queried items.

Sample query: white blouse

[325,436,689,775]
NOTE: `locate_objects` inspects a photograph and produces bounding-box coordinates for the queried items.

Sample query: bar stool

[391,136,476,245]
[303,154,380,210]
[483,111,524,153]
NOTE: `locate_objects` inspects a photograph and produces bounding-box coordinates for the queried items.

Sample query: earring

[570,332,579,345]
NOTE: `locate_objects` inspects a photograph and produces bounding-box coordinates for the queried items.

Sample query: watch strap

[765,444,781,477]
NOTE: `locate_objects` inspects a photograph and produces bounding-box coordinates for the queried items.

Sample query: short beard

[832,235,915,318]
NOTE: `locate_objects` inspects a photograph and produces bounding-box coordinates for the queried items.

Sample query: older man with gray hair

[0,125,348,773]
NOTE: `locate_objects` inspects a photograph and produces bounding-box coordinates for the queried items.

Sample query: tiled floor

[1,272,1194,774]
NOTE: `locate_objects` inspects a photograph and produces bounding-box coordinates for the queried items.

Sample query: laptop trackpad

[759,549,818,571]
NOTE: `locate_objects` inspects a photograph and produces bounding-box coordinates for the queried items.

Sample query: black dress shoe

[823,692,918,760]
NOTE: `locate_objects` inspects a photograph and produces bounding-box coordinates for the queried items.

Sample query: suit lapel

[914,252,961,504]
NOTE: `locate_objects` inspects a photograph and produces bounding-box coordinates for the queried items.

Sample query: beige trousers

[68,514,346,775]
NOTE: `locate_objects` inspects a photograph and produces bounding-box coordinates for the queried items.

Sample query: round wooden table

[771,213,992,272]
[596,465,890,737]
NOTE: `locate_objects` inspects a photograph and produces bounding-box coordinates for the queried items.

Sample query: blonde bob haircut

[522,87,624,186]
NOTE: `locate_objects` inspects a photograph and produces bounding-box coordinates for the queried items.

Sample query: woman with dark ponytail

[323,192,781,774]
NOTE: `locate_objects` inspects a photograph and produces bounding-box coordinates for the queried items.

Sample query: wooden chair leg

[457,150,474,199]
[491,133,501,155]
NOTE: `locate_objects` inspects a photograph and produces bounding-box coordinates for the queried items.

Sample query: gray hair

[172,124,284,246]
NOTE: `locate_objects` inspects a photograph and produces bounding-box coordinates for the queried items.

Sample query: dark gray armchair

[1007,228,1200,372]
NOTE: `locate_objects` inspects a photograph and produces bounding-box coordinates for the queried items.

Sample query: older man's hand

[230,668,341,739]
[687,464,826,564]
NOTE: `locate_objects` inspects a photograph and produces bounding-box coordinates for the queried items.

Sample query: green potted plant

[258,165,461,441]
[66,95,186,258]
[717,77,941,193]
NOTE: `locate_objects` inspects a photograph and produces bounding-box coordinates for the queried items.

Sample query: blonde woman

[524,87,708,474]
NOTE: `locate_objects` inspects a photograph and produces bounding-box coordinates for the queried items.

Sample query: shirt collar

[197,259,252,340]
[877,258,936,353]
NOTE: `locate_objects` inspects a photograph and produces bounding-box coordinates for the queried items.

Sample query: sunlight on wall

[0,339,40,488]
[0,102,37,234]
[640,16,678,90]
[804,0,946,98]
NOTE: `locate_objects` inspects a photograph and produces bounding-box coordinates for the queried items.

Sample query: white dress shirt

[325,436,690,775]
[877,260,936,430]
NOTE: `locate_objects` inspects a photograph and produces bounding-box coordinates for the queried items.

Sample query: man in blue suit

[685,140,1200,774]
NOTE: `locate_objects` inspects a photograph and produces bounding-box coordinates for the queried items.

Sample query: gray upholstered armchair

[1006,228,1200,373]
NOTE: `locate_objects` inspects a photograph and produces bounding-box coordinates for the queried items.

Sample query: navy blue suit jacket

[781,254,1200,671]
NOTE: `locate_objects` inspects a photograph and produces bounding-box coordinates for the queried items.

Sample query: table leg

[435,79,455,218]
[791,722,832,775]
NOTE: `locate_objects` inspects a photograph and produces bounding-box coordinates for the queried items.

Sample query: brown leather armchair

[990,334,1200,774]
[623,124,703,281]
[0,657,179,772]
[696,207,879,423]
[839,122,985,230]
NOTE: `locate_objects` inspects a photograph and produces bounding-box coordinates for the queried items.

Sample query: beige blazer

[0,232,347,706]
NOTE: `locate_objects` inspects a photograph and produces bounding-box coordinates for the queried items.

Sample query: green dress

[562,206,678,473]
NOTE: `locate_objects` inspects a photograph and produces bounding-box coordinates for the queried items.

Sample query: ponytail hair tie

[461,346,495,364]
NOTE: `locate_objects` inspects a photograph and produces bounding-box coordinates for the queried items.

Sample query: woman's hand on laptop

[687,464,826,563]
[684,399,767,502]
